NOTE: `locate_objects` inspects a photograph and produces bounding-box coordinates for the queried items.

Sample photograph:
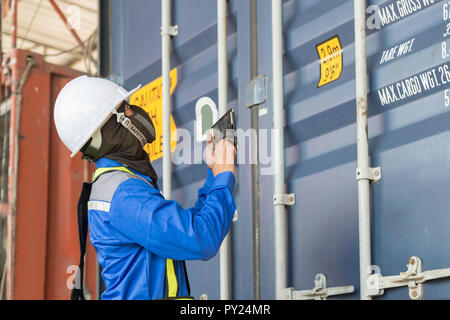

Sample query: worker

[53,76,236,300]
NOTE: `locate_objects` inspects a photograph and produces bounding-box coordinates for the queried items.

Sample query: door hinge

[273,193,295,206]
[245,75,267,108]
[356,167,381,182]
[281,273,355,300]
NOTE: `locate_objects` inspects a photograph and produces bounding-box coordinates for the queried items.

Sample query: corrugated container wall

[103,0,450,299]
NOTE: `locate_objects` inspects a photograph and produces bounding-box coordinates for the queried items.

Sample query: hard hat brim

[69,84,142,158]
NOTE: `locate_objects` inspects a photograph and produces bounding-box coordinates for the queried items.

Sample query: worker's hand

[205,132,236,178]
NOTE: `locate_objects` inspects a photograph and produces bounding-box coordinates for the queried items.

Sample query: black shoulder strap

[71,182,92,300]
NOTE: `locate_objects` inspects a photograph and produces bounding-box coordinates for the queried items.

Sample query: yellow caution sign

[129,68,178,161]
[316,36,343,87]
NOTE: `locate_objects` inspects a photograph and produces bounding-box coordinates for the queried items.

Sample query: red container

[4,49,96,300]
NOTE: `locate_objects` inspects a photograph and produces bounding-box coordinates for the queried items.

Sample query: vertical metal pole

[6,0,18,300]
[272,0,288,300]
[0,0,6,300]
[162,0,172,199]
[218,0,232,300]
[0,0,6,200]
[0,0,3,70]
[249,0,261,301]
[99,0,113,78]
[354,0,372,300]
[11,0,17,49]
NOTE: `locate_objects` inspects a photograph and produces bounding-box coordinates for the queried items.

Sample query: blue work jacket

[88,157,236,300]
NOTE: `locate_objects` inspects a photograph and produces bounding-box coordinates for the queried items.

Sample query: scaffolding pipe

[354,0,372,300]
[272,0,288,300]
[0,1,6,202]
[48,0,85,49]
[11,0,17,49]
[161,0,173,199]
[5,0,18,300]
[217,0,232,300]
[48,0,96,65]
[4,56,36,301]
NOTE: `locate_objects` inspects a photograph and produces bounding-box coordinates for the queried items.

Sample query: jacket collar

[95,157,154,183]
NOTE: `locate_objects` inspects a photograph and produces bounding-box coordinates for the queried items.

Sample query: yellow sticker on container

[316,36,343,87]
[129,68,178,162]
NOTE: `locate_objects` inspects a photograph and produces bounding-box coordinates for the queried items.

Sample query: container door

[261,0,450,300]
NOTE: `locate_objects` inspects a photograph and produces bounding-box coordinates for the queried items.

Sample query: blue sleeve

[107,171,236,261]
[193,169,215,212]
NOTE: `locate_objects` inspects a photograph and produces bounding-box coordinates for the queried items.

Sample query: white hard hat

[54,75,141,158]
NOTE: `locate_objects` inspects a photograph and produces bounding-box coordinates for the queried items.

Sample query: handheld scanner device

[211,108,237,148]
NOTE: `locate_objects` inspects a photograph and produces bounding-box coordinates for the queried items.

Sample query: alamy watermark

[366,5,382,30]
[366,0,440,30]
[66,5,81,31]
[66,265,81,290]
[170,128,277,176]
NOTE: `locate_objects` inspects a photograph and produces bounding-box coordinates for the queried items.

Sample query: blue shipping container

[101,0,450,299]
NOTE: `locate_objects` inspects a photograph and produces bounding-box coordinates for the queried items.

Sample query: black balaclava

[81,102,158,184]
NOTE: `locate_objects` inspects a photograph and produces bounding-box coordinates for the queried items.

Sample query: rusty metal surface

[13,50,51,299]
[1,49,96,300]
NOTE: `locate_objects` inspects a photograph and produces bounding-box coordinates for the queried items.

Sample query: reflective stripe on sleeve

[88,200,111,212]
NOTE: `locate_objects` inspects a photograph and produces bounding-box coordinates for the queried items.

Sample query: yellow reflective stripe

[166,259,178,298]
[92,166,134,182]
